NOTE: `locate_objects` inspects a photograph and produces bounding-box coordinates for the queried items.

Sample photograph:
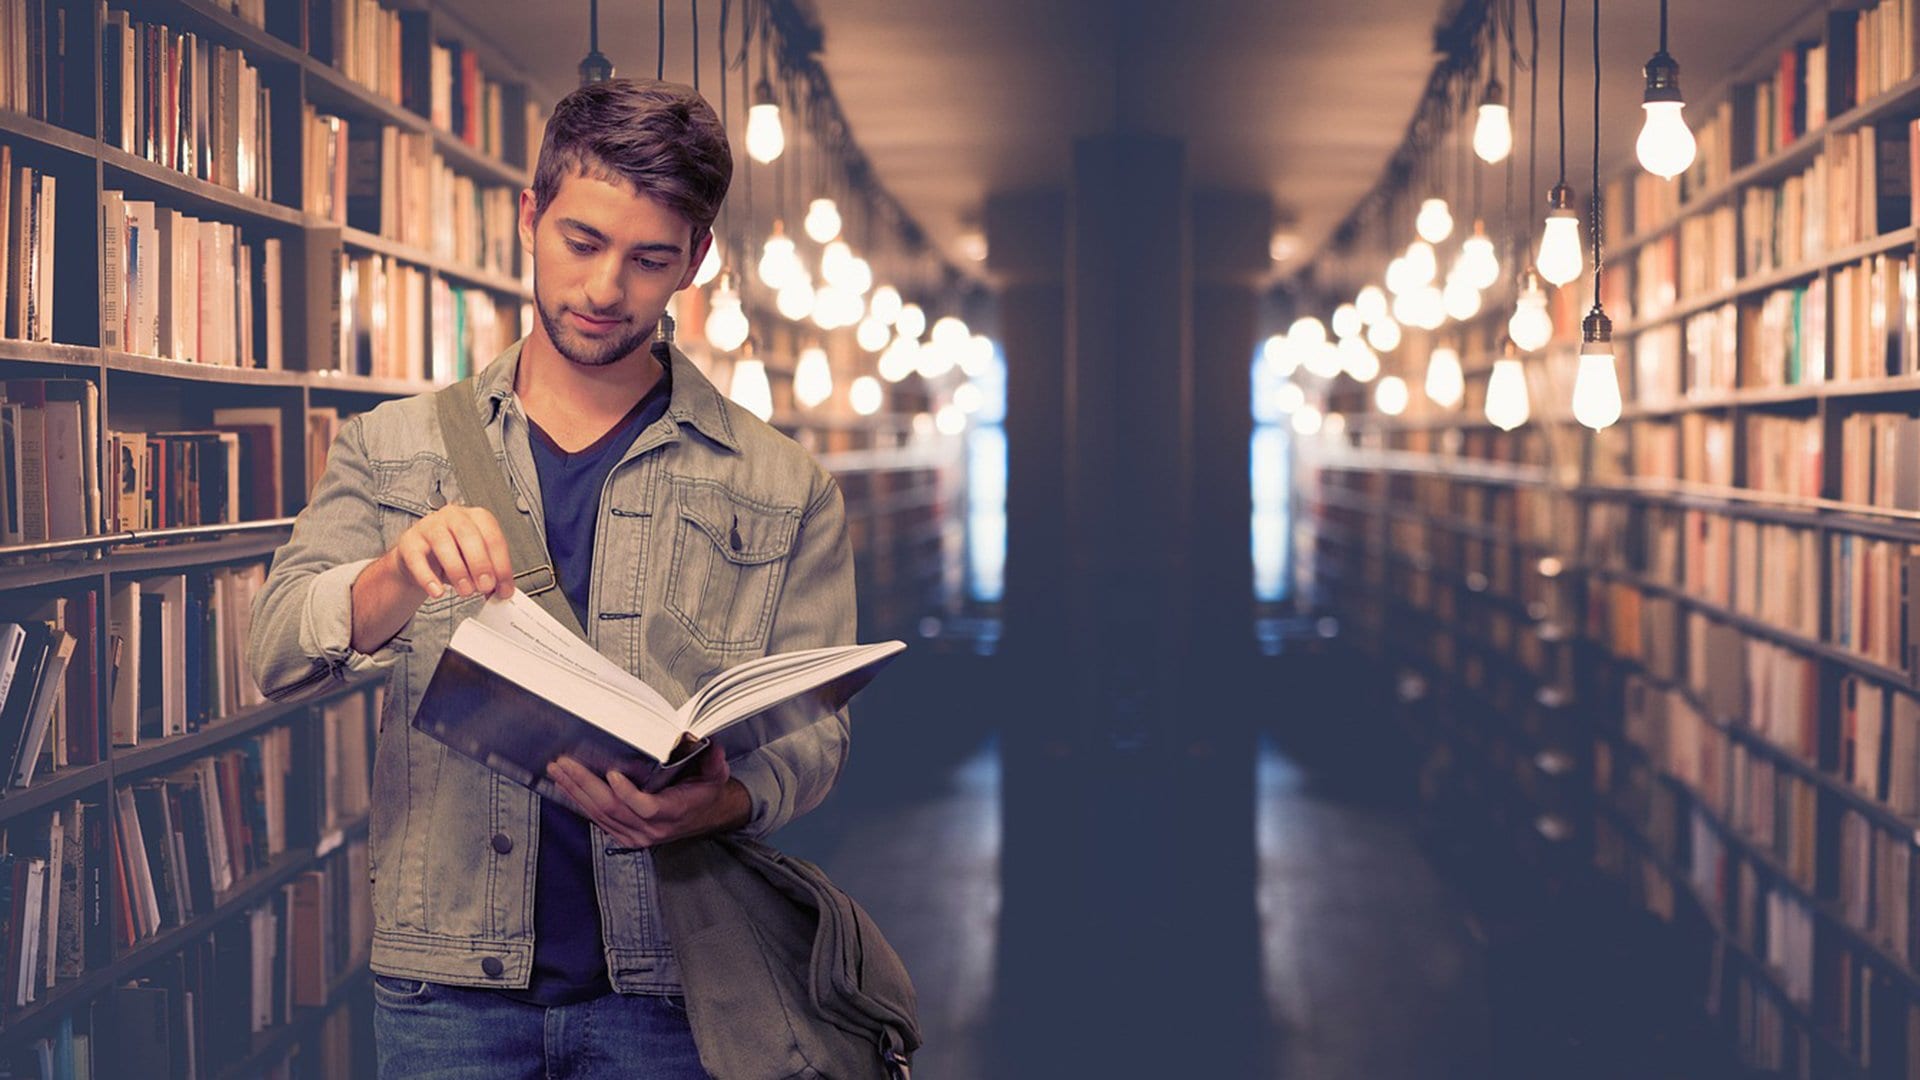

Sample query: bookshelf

[0,0,965,1072]
[1310,2,1920,1073]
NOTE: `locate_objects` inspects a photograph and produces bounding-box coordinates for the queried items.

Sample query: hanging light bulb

[1375,375,1409,416]
[812,284,861,330]
[856,316,891,353]
[962,335,996,377]
[1485,348,1531,430]
[1288,316,1327,346]
[1443,273,1482,321]
[1474,78,1512,163]
[1574,311,1621,429]
[1425,345,1464,408]
[1263,333,1299,377]
[758,222,800,291]
[1417,198,1454,243]
[878,336,919,382]
[1404,241,1438,286]
[954,382,986,414]
[794,346,833,408]
[1406,285,1447,330]
[1366,317,1402,353]
[935,402,967,435]
[692,240,722,288]
[849,375,883,416]
[1385,256,1413,296]
[577,0,614,84]
[1275,382,1306,414]
[1290,404,1324,436]
[1508,271,1554,351]
[895,303,927,340]
[804,197,842,243]
[916,334,958,379]
[1332,304,1363,340]
[1303,336,1344,380]
[1537,184,1583,286]
[1459,222,1501,290]
[820,241,857,289]
[777,271,816,321]
[1339,337,1380,383]
[1637,14,1695,180]
[704,272,750,352]
[1356,285,1389,325]
[746,78,784,163]
[843,255,873,296]
[729,347,774,421]
[869,285,903,325]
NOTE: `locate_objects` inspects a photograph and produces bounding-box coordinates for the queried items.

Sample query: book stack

[1738,281,1827,388]
[101,188,283,368]
[105,566,268,749]
[1,149,58,344]
[100,6,274,200]
[1742,413,1822,499]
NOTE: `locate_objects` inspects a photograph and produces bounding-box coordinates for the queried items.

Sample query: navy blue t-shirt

[507,369,671,1006]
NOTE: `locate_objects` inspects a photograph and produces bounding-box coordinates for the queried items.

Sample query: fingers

[404,507,514,600]
[549,758,654,841]
[397,540,446,599]
[468,508,516,597]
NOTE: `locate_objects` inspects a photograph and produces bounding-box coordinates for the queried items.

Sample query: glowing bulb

[1417,198,1454,243]
[794,346,833,408]
[1574,316,1622,429]
[821,241,856,288]
[931,316,971,349]
[1263,333,1299,376]
[746,81,784,163]
[1485,355,1530,430]
[850,375,883,416]
[1323,412,1346,438]
[1332,304,1363,340]
[1425,346,1464,408]
[1538,188,1584,286]
[1386,256,1413,296]
[804,198,842,243]
[729,355,773,420]
[895,303,927,340]
[935,403,966,435]
[1339,338,1379,383]
[1638,101,1697,180]
[917,333,958,378]
[1375,375,1409,416]
[961,335,996,377]
[1508,275,1554,351]
[1356,285,1388,324]
[1404,241,1437,286]
[1459,226,1500,290]
[1404,285,1446,330]
[1443,275,1482,321]
[1303,338,1343,380]
[843,255,873,297]
[1287,316,1327,345]
[879,337,919,382]
[1291,404,1323,436]
[777,274,816,321]
[955,382,985,414]
[1474,102,1512,163]
[703,274,749,352]
[1275,383,1305,413]
[856,317,891,353]
[1366,317,1402,352]
[692,241,722,287]
[869,286,903,325]
[758,226,800,290]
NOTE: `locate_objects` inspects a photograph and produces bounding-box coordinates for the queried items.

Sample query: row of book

[106,566,269,748]
[1832,253,1920,382]
[102,187,283,369]
[0,799,110,1011]
[0,0,72,128]
[102,6,274,201]
[3,150,58,344]
[1743,413,1822,500]
[319,117,520,278]
[1740,280,1827,390]
[113,729,293,947]
[1740,160,1825,278]
[1831,532,1909,669]
[1839,411,1920,511]
[108,419,281,533]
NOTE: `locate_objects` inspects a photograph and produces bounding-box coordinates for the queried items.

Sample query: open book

[412,592,904,797]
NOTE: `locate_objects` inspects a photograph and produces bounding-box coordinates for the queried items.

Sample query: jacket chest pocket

[664,478,799,655]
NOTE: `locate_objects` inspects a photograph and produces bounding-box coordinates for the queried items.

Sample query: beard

[535,286,656,369]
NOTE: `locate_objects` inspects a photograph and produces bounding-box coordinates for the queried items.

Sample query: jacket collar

[476,336,741,453]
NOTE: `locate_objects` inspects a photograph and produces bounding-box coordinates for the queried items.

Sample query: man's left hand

[546,747,751,847]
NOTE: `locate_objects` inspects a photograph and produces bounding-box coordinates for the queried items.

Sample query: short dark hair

[531,78,732,239]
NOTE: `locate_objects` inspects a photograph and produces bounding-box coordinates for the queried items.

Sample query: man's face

[519,171,712,368]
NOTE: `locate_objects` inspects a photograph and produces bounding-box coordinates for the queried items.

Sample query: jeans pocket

[372,974,434,1006]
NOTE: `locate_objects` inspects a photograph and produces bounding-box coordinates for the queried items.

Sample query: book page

[448,619,683,758]
[469,593,676,723]
[685,641,905,739]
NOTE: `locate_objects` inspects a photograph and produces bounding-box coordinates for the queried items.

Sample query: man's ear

[675,229,714,292]
[518,188,538,254]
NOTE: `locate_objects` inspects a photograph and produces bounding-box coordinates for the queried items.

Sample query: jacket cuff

[727,751,791,838]
[301,557,404,673]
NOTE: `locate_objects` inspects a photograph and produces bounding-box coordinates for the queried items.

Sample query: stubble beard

[535,282,655,369]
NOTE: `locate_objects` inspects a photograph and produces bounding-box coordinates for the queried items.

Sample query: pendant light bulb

[1332,304,1364,340]
[1366,317,1402,353]
[1508,272,1554,351]
[1356,285,1389,325]
[849,375,883,416]
[1637,40,1695,179]
[1262,333,1298,377]
[856,316,891,353]
[729,348,774,421]
[794,346,834,408]
[1443,274,1482,321]
[1460,223,1501,290]
[1485,352,1531,431]
[1385,257,1413,297]
[1417,198,1454,244]
[1339,337,1380,383]
[1404,241,1438,287]
[878,337,919,382]
[869,286,904,325]
[1537,184,1584,286]
[1375,375,1409,417]
[804,198,842,243]
[777,272,816,321]
[1407,285,1447,330]
[746,79,785,163]
[692,239,722,287]
[704,273,750,353]
[1573,310,1621,430]
[1287,316,1327,346]
[895,303,927,340]
[758,223,800,291]
[1425,346,1464,409]
[1474,84,1513,163]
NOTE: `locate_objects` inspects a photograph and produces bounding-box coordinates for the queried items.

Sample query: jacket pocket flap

[672,480,799,566]
[374,457,456,517]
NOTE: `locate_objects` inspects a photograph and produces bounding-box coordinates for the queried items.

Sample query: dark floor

[778,644,1751,1080]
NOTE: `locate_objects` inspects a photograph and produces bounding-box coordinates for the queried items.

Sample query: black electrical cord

[1589,0,1602,305]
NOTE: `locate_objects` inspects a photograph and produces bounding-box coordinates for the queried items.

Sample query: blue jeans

[373,976,709,1079]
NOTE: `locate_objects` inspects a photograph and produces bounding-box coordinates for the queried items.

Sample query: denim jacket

[249,339,855,993]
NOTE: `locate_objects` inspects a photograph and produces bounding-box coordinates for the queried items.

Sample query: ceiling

[443,0,1823,290]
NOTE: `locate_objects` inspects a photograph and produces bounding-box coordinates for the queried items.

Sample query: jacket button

[481,957,505,978]
[491,833,513,855]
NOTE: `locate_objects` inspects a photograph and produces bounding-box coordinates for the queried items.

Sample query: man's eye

[637,258,669,271]
[566,239,594,254]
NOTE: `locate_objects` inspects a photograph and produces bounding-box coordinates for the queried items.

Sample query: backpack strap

[432,379,588,641]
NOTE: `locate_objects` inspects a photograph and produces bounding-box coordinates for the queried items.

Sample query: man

[250,79,855,1078]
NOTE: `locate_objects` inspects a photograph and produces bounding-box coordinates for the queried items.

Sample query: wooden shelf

[104,351,309,388]
[110,674,379,787]
[1615,227,1917,338]
[340,226,528,298]
[0,341,104,370]
[305,371,441,397]
[0,110,98,161]
[0,762,111,823]
[99,145,305,230]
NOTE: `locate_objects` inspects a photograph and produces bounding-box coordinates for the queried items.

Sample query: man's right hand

[350,505,515,653]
